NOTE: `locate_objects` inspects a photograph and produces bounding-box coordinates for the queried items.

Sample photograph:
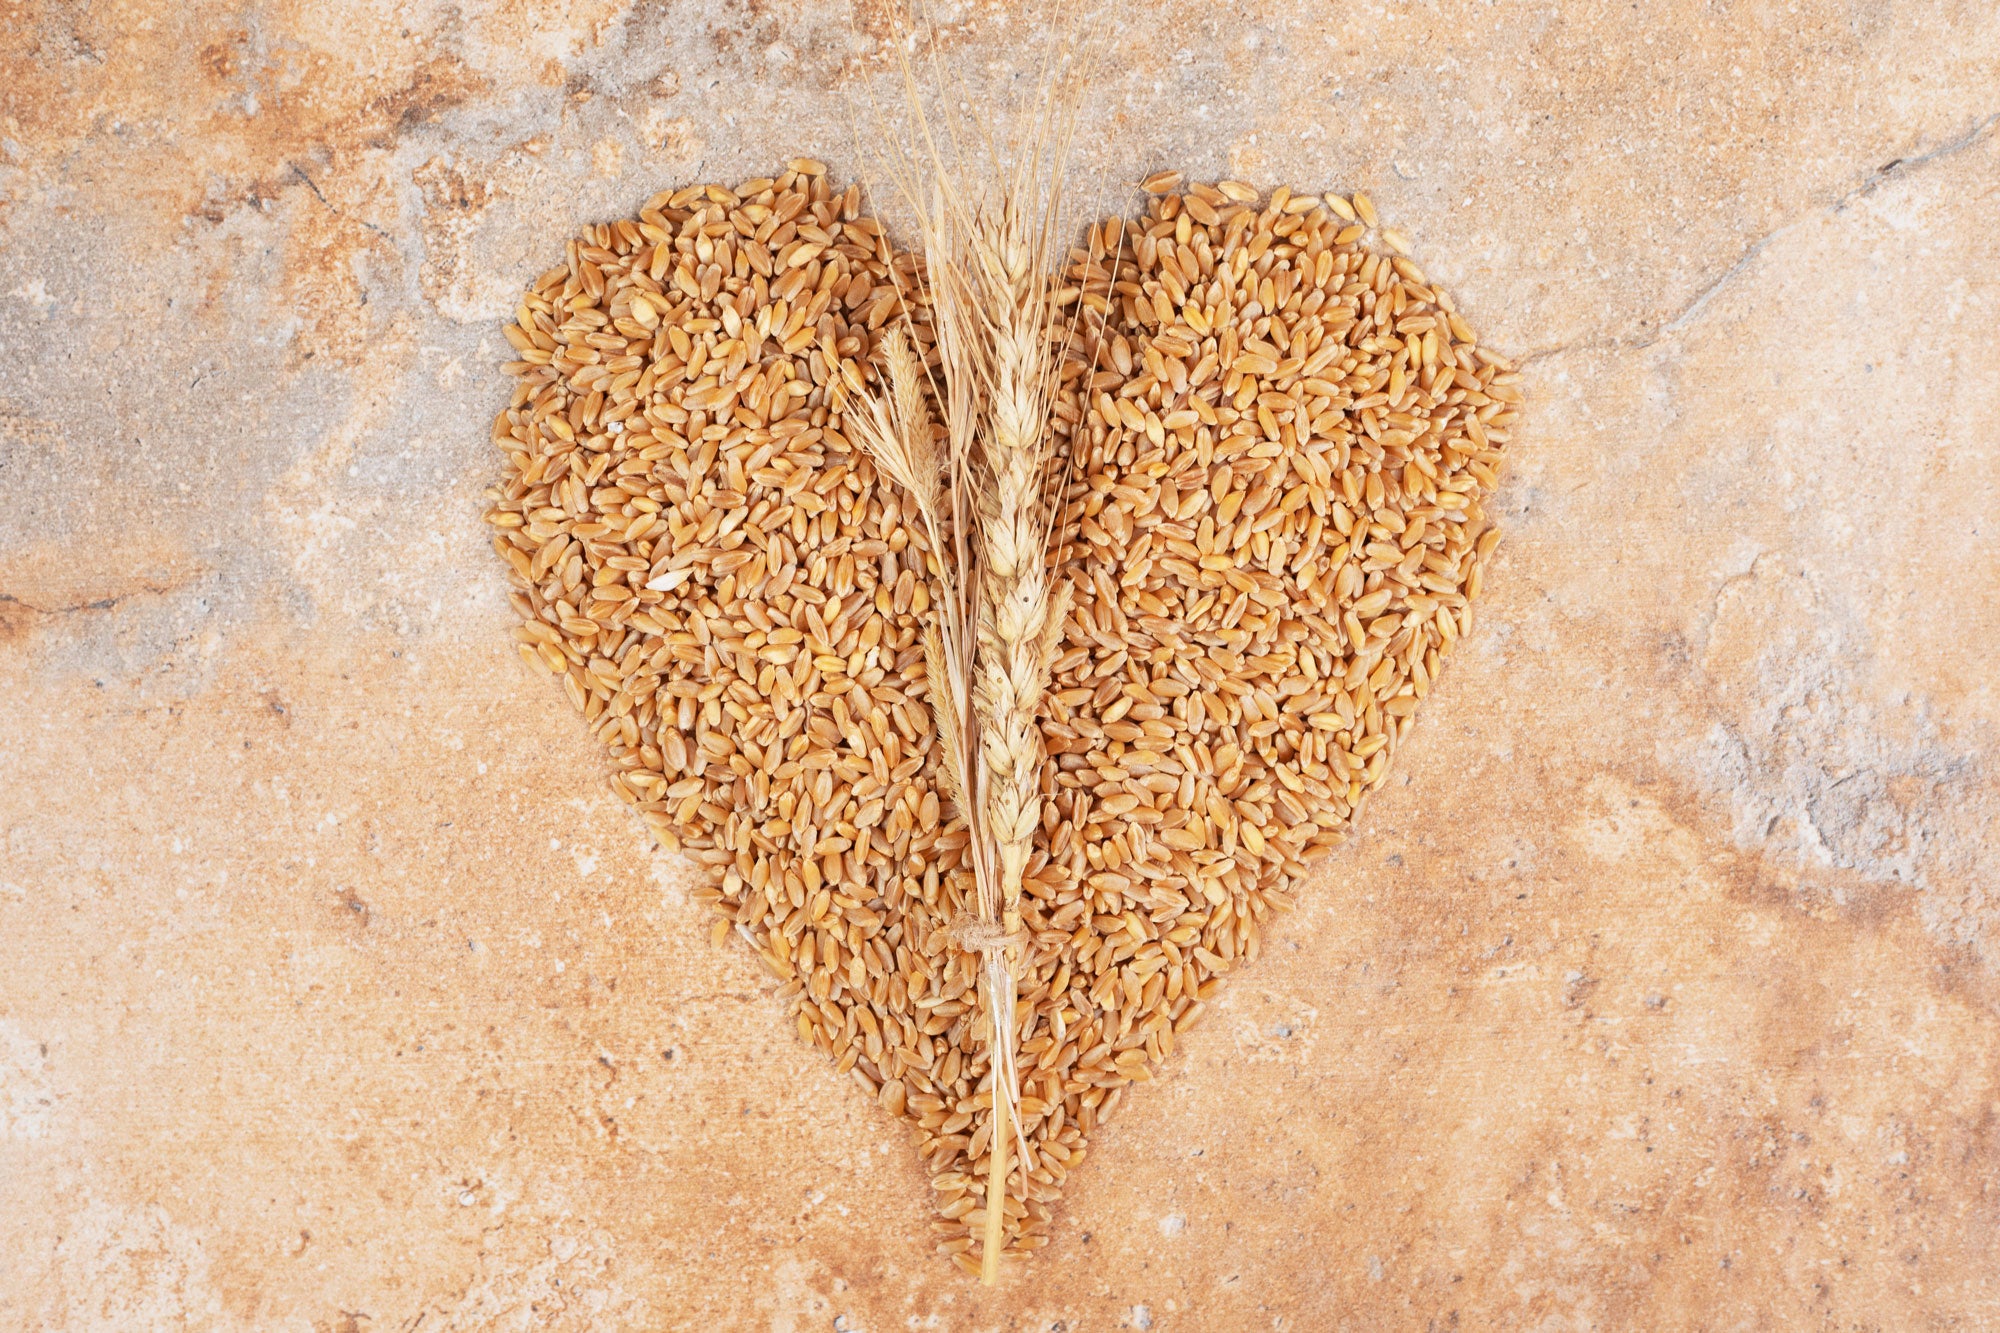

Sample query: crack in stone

[1515,110,2000,368]
[288,160,335,212]
[0,581,179,617]
[1839,108,2000,211]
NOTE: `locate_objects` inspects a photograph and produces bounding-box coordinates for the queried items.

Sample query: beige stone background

[3,1,1998,1328]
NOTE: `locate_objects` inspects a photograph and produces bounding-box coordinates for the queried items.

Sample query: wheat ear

[847,323,979,845]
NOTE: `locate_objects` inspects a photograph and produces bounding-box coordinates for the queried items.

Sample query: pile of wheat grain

[486,165,1518,1275]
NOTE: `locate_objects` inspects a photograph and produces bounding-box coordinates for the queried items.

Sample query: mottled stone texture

[2,1,1997,1328]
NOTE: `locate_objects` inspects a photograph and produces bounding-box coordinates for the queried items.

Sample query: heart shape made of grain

[486,166,1516,1274]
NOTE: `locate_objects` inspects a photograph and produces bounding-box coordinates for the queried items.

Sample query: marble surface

[3,2,1998,1327]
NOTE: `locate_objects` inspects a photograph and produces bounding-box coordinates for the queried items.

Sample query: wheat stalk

[962,189,1073,1286]
[850,28,1082,1284]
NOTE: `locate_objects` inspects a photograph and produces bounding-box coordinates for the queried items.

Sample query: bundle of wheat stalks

[844,87,1081,1284]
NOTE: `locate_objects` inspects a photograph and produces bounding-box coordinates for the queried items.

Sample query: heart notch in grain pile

[485,140,1521,1277]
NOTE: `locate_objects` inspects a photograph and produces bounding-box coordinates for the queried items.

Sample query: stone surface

[3,2,1998,1328]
